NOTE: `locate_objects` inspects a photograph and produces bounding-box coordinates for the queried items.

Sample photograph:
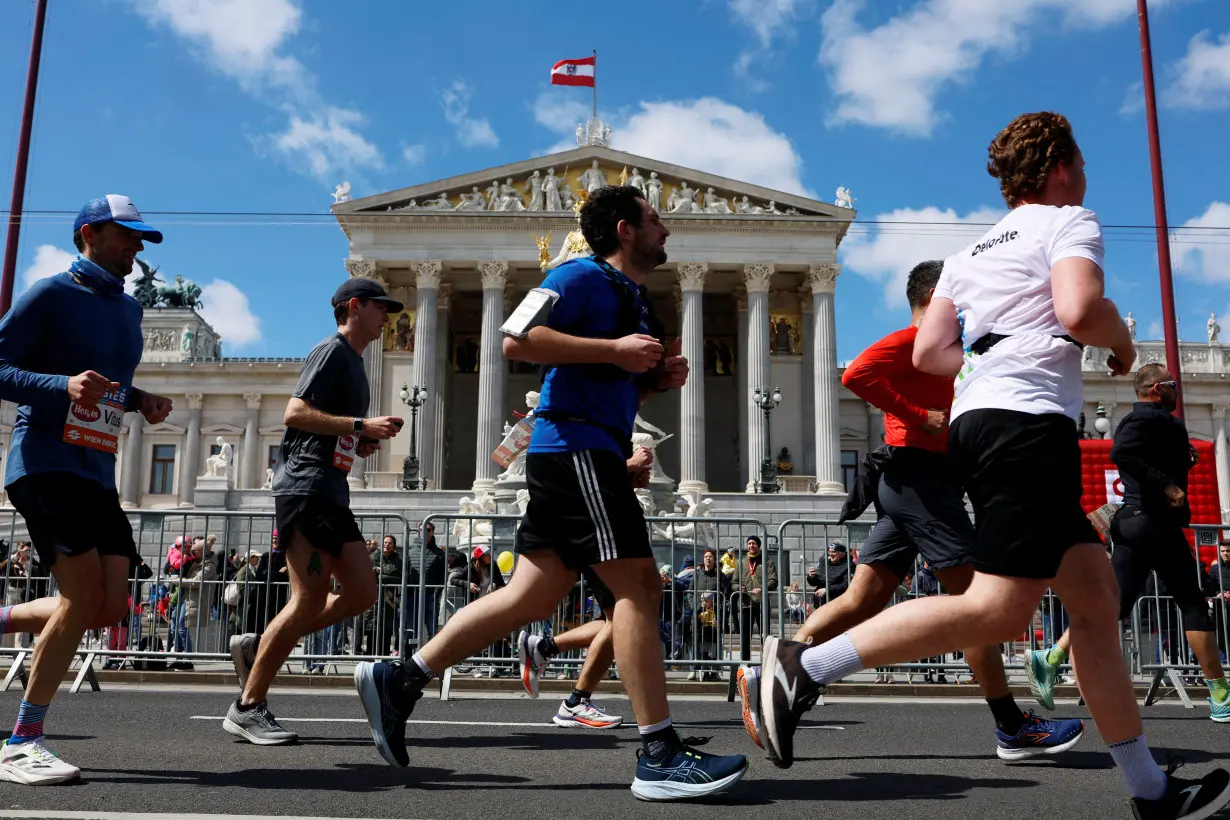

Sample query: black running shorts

[7,471,137,570]
[948,409,1099,579]
[274,494,364,559]
[515,449,652,571]
[857,448,975,580]
[1110,506,1214,632]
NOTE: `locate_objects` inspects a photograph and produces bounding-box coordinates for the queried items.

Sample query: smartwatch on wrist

[353,418,364,433]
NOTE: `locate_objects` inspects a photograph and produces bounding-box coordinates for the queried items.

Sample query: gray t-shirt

[271,334,370,505]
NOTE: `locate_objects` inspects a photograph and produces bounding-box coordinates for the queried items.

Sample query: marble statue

[580,160,606,193]
[627,168,646,195]
[835,186,855,209]
[576,124,585,146]
[645,172,663,211]
[630,414,673,484]
[1125,312,1137,341]
[543,168,563,211]
[397,199,419,211]
[155,275,202,310]
[332,181,351,204]
[497,178,527,211]
[181,327,194,355]
[602,123,612,146]
[204,437,233,479]
[635,489,655,519]
[734,196,753,214]
[132,258,162,309]
[515,488,531,516]
[703,188,732,214]
[668,182,701,213]
[1209,313,1221,345]
[424,194,452,210]
[559,182,577,211]
[652,492,717,545]
[764,201,783,215]
[496,391,540,483]
[525,171,544,210]
[263,467,274,490]
[453,492,497,545]
[485,180,501,210]
[455,187,487,211]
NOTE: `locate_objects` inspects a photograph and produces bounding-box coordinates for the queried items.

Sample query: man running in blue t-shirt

[0,196,172,785]
[356,185,748,801]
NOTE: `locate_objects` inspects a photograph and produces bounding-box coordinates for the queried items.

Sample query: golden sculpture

[534,232,553,271]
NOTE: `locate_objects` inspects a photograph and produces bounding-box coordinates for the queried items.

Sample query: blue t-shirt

[528,257,651,457]
[0,263,144,490]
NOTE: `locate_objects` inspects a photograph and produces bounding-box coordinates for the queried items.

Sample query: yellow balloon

[497,551,515,574]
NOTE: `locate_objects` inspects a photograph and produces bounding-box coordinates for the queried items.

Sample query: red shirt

[841,326,953,453]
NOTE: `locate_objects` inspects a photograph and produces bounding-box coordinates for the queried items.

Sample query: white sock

[1108,736,1167,801]
[638,717,673,735]
[410,651,436,680]
[800,633,864,686]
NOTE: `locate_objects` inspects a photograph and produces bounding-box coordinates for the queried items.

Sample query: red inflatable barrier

[1079,438,1221,567]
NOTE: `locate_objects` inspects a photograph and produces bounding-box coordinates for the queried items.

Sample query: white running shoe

[518,631,546,698]
[553,698,623,728]
[0,739,81,785]
[230,633,260,690]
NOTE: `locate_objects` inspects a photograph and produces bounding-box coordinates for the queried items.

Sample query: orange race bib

[63,392,125,453]
[333,434,358,472]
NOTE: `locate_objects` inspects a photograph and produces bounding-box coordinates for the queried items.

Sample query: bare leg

[552,618,607,654]
[592,558,668,725]
[2,598,59,636]
[932,565,1010,699]
[1186,630,1226,683]
[574,621,616,694]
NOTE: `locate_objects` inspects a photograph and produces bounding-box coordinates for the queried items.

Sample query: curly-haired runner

[752,112,1230,820]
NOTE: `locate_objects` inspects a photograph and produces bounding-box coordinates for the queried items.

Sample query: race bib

[333,434,358,472]
[63,392,125,453]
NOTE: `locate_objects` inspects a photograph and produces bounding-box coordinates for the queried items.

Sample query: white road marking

[0,814,433,820]
[189,715,842,730]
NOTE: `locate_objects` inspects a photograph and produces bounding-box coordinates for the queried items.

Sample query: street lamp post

[399,383,429,490]
[752,386,782,494]
[1094,403,1111,439]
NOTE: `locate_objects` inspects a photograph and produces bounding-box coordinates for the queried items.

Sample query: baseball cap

[74,195,163,243]
[332,277,404,313]
[472,544,490,559]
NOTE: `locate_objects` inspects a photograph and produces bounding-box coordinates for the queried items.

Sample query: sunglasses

[1153,380,1177,390]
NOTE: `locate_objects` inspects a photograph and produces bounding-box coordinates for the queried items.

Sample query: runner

[737,259,1085,761]
[223,277,406,745]
[0,196,172,784]
[753,112,1230,819]
[354,184,748,801]
[1027,363,1230,724]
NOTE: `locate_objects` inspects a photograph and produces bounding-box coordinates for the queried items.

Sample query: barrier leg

[1166,667,1194,709]
[1144,667,1165,706]
[2,650,28,692]
[726,665,737,703]
[440,666,453,702]
[70,652,101,694]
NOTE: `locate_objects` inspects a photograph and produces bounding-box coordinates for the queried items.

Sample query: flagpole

[1,0,49,318]
[592,49,598,122]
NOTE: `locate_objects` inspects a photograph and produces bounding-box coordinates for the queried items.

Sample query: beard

[632,237,667,270]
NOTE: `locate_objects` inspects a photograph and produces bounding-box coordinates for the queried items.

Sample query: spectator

[168,537,218,666]
[735,536,778,660]
[375,535,403,656]
[807,541,852,609]
[404,522,446,646]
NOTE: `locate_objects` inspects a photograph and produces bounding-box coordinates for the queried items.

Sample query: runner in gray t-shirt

[224,277,405,746]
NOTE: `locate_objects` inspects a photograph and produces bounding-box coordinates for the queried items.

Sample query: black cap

[331,277,404,313]
[829,541,848,552]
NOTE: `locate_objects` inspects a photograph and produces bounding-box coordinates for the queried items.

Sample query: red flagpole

[0,0,49,318]
[1136,0,1184,418]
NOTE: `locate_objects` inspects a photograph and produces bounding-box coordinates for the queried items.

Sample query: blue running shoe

[631,734,748,801]
[354,660,423,768]
[1026,648,1060,711]
[1209,683,1230,724]
[995,710,1084,760]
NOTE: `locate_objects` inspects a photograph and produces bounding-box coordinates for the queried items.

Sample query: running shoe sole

[757,635,793,769]
[630,759,748,802]
[995,725,1083,760]
[0,763,80,785]
[552,714,622,729]
[518,632,539,699]
[221,717,297,746]
[354,663,402,768]
[737,666,763,749]
[1025,651,1055,712]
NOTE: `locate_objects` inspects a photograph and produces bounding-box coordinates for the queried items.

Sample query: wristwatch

[352,418,364,433]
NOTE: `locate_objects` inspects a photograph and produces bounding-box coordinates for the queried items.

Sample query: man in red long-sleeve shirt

[737,260,1085,762]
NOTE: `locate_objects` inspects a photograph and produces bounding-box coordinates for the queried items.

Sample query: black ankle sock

[642,726,679,760]
[539,636,558,660]
[565,688,591,708]
[236,698,260,713]
[987,694,1026,735]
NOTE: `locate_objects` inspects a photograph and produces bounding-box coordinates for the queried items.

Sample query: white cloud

[442,81,499,149]
[819,0,1173,136]
[199,279,261,348]
[840,205,1005,306]
[402,144,426,167]
[129,0,384,183]
[1164,30,1230,110]
[532,93,591,135]
[1120,81,1145,116]
[729,0,809,86]
[1171,201,1230,284]
[21,245,75,290]
[1148,320,1163,340]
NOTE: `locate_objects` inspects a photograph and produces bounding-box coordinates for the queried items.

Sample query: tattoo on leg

[308,550,323,576]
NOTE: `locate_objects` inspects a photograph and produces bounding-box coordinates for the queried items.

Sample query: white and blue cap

[73,194,163,244]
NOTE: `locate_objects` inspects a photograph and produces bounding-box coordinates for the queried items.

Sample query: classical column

[734,285,748,489]
[359,342,380,481]
[474,260,509,491]
[809,263,844,494]
[177,392,203,506]
[242,393,262,490]
[121,416,144,508]
[410,261,442,487]
[1215,405,1230,523]
[432,283,453,490]
[344,257,376,280]
[677,263,708,493]
[799,287,816,476]
[743,264,773,492]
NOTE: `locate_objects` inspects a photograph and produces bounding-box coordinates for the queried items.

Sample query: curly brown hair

[986,112,1078,208]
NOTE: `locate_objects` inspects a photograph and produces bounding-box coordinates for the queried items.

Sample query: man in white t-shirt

[752,112,1230,820]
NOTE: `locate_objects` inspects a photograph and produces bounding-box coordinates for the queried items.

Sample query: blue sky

[0,0,1228,360]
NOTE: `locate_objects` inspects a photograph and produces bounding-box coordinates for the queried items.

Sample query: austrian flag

[551,56,595,87]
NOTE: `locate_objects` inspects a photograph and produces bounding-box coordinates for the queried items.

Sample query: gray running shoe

[230,633,260,690]
[222,699,298,746]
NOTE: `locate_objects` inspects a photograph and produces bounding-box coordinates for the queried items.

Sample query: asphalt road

[0,686,1227,820]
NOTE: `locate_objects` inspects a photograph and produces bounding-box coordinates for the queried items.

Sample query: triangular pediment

[333,146,851,221]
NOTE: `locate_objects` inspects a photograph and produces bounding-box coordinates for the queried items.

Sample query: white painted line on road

[188,715,843,730]
[0,813,433,820]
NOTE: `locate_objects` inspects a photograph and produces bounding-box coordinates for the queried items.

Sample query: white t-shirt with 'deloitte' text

[935,204,1104,423]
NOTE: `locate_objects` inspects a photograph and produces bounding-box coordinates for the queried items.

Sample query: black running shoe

[354,661,423,768]
[1130,761,1230,820]
[757,634,821,769]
